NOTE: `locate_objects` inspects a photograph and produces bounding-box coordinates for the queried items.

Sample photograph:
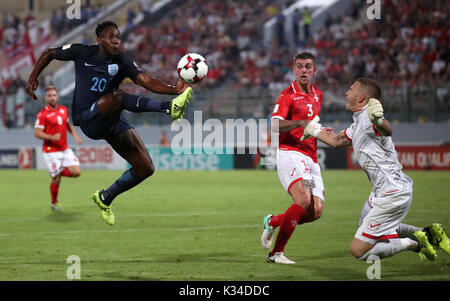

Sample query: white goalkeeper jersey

[343,105,413,197]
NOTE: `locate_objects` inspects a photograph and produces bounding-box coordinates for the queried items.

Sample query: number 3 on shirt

[306,104,313,117]
[90,77,107,92]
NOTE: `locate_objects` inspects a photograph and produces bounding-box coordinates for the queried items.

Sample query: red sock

[271,204,306,255]
[50,181,59,204]
[60,167,73,177]
[269,213,284,228]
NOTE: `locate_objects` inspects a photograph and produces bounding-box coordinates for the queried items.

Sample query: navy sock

[101,168,144,205]
[122,92,171,114]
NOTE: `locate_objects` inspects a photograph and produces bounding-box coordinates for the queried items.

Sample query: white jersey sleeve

[349,106,412,196]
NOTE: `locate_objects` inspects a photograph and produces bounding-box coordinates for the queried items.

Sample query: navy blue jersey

[54,43,143,125]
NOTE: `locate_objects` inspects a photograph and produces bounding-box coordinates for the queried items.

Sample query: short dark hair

[292,52,316,64]
[355,77,381,99]
[45,85,57,93]
[95,21,118,38]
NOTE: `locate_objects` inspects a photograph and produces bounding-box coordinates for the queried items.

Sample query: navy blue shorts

[77,102,133,143]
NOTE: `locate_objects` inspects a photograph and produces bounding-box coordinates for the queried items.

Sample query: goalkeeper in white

[301,78,450,261]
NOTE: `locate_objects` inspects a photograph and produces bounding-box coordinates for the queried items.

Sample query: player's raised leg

[51,152,81,211]
[169,87,192,119]
[298,195,324,225]
[352,195,437,261]
[50,175,62,211]
[349,236,434,261]
[267,180,312,264]
[261,214,275,250]
[392,223,449,257]
[351,225,437,261]
[60,165,81,178]
[97,87,192,124]
[60,149,81,178]
[357,195,442,259]
[425,223,450,255]
[91,128,153,225]
[262,194,323,250]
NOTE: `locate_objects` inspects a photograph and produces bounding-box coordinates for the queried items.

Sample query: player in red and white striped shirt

[34,86,82,211]
[261,52,326,264]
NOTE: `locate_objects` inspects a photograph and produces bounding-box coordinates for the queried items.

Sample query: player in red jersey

[261,52,325,264]
[34,86,83,211]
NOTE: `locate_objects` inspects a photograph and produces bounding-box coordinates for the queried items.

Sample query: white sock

[396,223,422,238]
[358,238,418,260]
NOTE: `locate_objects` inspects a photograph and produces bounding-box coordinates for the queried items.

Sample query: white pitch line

[0,211,268,223]
[0,224,260,237]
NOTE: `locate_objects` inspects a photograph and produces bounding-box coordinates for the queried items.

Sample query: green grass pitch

[0,169,449,281]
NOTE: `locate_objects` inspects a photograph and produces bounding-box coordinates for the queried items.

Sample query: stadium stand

[0,0,449,129]
[0,0,152,128]
[265,0,450,121]
[101,0,450,123]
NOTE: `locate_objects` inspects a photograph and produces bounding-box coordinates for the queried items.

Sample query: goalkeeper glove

[368,98,384,126]
[300,116,322,141]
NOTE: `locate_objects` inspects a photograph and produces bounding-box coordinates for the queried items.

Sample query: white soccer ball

[177,53,208,84]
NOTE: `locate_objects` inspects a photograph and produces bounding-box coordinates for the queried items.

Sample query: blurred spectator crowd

[0,12,36,59]
[49,4,103,37]
[120,0,296,92]
[120,0,449,109]
[0,0,449,128]
[249,0,450,93]
[0,5,103,54]
[0,4,107,128]
[310,0,449,89]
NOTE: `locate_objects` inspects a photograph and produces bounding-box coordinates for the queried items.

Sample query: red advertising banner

[77,146,114,165]
[347,145,450,170]
[0,148,35,169]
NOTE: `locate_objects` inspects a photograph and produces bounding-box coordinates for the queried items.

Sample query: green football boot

[91,190,114,225]
[261,214,275,250]
[170,87,192,120]
[413,230,437,261]
[425,223,450,255]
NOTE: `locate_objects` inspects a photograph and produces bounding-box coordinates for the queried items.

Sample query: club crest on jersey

[108,64,119,76]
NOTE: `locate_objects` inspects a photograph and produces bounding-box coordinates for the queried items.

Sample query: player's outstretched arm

[272,119,309,133]
[27,48,57,100]
[300,116,351,148]
[317,130,352,148]
[373,118,392,136]
[368,98,392,136]
[34,127,60,141]
[135,72,190,95]
[371,116,392,136]
[67,121,82,145]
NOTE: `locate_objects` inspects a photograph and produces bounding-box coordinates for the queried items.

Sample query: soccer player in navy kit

[26,21,192,225]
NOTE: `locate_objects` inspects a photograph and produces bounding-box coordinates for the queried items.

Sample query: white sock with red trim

[358,238,418,261]
[396,224,423,238]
